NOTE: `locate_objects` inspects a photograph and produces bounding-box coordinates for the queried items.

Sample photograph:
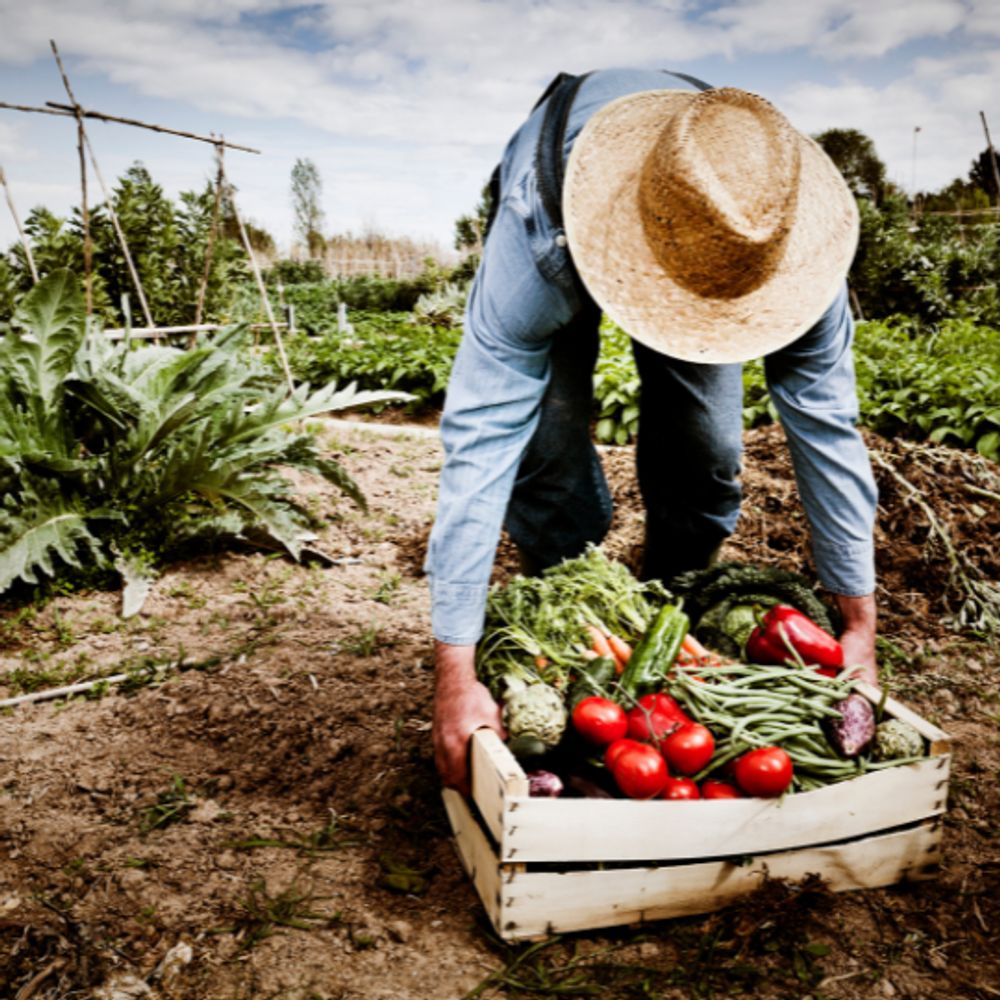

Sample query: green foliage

[290,157,326,257]
[0,270,403,600]
[281,311,461,408]
[814,127,887,204]
[853,317,1000,460]
[851,193,1000,326]
[586,316,998,461]
[0,163,252,328]
[593,321,639,445]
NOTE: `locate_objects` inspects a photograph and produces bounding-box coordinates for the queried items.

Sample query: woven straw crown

[563,86,859,363]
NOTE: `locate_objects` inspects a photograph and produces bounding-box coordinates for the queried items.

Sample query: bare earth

[1,420,997,999]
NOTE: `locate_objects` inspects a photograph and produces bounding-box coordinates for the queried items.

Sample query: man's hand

[433,641,505,794]
[835,593,878,685]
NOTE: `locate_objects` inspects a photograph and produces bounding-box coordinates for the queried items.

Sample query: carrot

[681,632,722,666]
[535,655,550,670]
[605,633,633,667]
[585,624,613,658]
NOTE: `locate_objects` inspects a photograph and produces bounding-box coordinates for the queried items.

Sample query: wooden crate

[443,682,950,941]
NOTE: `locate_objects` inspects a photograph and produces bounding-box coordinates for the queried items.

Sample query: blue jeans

[504,300,743,583]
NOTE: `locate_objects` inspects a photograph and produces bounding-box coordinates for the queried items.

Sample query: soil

[1,421,997,1000]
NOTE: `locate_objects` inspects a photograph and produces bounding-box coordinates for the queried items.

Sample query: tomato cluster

[571,694,794,800]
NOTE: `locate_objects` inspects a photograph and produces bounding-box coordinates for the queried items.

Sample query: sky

[0,0,998,257]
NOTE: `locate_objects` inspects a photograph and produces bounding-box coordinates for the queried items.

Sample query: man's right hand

[432,641,505,795]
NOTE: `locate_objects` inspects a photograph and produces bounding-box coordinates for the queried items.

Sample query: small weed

[223,877,336,952]
[371,572,401,605]
[343,621,379,657]
[139,775,194,834]
[51,610,76,647]
[228,813,364,856]
[378,854,433,895]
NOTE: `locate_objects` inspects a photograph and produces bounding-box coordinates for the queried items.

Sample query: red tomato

[661,776,700,800]
[571,697,627,746]
[611,744,668,799]
[637,692,690,725]
[660,723,715,776]
[701,779,742,800]
[626,706,679,745]
[604,738,643,770]
[733,746,794,797]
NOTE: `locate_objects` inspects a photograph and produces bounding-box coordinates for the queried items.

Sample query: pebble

[215,851,239,871]
[880,979,897,996]
[638,942,660,958]
[387,919,412,943]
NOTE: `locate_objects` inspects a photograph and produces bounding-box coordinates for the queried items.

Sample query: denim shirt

[425,68,878,646]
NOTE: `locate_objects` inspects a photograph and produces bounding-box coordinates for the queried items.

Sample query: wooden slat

[470,728,529,844]
[499,821,942,940]
[441,788,502,933]
[501,757,948,863]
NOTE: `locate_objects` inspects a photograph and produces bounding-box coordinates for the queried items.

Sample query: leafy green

[476,545,669,698]
[0,269,405,604]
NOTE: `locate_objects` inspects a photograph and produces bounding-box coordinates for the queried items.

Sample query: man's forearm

[834,591,878,682]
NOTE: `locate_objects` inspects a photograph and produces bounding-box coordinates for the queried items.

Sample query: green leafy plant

[281,310,461,408]
[0,270,405,606]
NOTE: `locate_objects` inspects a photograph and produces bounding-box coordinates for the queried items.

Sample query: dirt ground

[1,421,997,1000]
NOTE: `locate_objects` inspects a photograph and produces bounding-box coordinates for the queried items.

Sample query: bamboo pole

[979,111,1000,208]
[0,100,259,155]
[50,40,93,314]
[82,130,155,330]
[194,142,226,328]
[221,165,295,392]
[0,164,39,282]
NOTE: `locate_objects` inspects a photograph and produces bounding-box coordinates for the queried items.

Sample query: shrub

[0,271,403,607]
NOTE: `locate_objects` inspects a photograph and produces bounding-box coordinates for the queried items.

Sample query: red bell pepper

[745,604,843,675]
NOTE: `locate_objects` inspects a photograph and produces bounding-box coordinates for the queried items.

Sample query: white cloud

[706,0,967,58]
[0,0,998,247]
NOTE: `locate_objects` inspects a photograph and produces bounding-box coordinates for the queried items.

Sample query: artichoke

[502,677,567,758]
[872,719,925,761]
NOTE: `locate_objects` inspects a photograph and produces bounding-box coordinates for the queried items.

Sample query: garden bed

[0,421,997,999]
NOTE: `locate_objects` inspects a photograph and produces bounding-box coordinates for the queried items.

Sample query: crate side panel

[499,820,941,940]
[442,788,503,935]
[471,729,528,844]
[503,756,948,863]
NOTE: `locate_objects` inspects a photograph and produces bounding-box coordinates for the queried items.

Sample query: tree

[290,158,326,258]
[813,128,887,205]
[969,146,1000,202]
[453,179,494,253]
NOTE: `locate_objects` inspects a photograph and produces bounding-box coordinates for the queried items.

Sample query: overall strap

[661,69,712,92]
[534,72,593,233]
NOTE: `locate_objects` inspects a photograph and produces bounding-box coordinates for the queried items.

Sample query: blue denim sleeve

[426,178,581,645]
[764,285,878,596]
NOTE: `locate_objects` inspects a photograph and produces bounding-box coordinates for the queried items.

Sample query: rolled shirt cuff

[430,578,490,646]
[811,539,875,597]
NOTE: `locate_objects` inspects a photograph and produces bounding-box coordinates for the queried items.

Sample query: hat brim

[563,90,859,363]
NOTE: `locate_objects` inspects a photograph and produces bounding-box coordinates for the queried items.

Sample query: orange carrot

[681,632,722,666]
[585,624,615,661]
[535,655,549,670]
[605,633,633,667]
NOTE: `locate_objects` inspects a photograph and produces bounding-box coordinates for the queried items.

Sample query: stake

[194,142,226,328]
[0,163,39,282]
[979,111,1000,208]
[83,130,155,330]
[222,166,295,392]
[0,100,259,154]
[50,40,92,314]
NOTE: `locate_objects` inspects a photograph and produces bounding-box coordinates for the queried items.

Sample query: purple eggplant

[823,693,876,758]
[526,770,564,798]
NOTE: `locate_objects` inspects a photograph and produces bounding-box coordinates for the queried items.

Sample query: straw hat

[563,87,859,363]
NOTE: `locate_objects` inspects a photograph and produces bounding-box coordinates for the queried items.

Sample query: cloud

[706,0,969,58]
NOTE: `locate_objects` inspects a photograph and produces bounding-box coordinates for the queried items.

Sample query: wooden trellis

[0,39,294,390]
